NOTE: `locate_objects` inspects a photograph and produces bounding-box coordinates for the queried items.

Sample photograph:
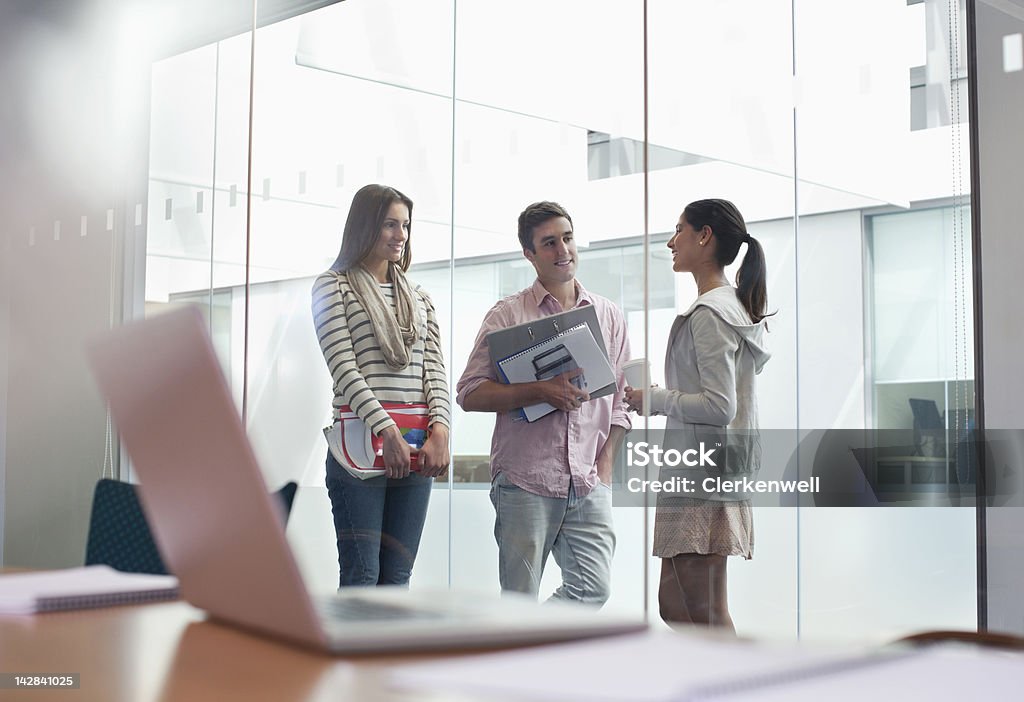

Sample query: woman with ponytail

[625,198,771,632]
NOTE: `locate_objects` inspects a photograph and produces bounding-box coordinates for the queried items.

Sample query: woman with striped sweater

[312,184,450,588]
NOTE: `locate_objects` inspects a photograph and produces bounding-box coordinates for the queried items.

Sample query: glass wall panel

[449,0,647,611]
[247,0,455,592]
[793,0,975,643]
[646,0,799,638]
[147,32,254,401]
[10,0,981,645]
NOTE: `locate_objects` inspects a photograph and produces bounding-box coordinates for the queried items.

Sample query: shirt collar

[529,278,593,310]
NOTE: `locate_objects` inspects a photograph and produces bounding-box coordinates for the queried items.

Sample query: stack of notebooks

[487,306,617,422]
[0,565,179,614]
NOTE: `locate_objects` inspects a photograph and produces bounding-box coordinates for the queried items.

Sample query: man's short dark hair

[517,201,573,252]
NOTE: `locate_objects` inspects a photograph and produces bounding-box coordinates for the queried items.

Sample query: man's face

[524,216,577,286]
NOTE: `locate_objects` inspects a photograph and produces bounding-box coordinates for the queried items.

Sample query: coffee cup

[622,358,651,388]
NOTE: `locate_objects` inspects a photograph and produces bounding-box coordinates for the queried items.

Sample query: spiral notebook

[0,565,179,614]
[497,322,616,421]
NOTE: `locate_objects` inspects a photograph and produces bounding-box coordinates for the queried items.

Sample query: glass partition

[136,0,982,637]
[448,0,647,610]
[792,0,975,642]
[245,0,456,591]
[645,0,801,638]
[1,0,983,645]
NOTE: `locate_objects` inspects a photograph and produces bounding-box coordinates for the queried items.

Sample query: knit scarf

[345,263,421,370]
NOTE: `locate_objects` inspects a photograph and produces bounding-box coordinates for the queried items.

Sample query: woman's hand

[624,385,648,414]
[417,424,450,478]
[625,384,662,415]
[381,425,412,479]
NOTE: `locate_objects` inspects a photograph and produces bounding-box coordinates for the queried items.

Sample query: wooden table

[6,598,1023,701]
[0,600,480,701]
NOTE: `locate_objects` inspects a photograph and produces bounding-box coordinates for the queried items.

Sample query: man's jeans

[489,471,615,605]
[325,451,432,588]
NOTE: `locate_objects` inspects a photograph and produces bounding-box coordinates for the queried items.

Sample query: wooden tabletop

[0,600,485,702]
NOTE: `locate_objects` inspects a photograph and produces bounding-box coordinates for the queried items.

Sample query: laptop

[87,306,645,653]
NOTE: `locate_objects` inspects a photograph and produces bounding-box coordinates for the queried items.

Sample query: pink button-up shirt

[456,279,632,499]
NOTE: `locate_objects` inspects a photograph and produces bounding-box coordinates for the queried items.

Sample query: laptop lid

[87,306,329,650]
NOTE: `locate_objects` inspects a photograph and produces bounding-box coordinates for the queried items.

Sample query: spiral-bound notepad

[0,565,179,614]
[497,322,616,421]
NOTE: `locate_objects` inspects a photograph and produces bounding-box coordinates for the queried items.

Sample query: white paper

[391,631,867,702]
[715,646,1024,701]
[498,323,616,422]
[0,565,179,614]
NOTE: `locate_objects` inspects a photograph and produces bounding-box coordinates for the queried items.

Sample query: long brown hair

[330,184,414,272]
[683,198,771,323]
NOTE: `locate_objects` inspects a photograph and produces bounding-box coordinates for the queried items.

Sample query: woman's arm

[418,288,451,432]
[311,273,395,436]
[649,308,739,426]
[417,289,451,477]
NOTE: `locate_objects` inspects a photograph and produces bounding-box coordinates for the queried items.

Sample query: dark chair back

[85,478,168,574]
[85,478,299,575]
[897,629,1024,651]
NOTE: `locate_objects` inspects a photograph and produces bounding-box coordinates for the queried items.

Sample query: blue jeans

[489,472,615,605]
[324,451,432,588]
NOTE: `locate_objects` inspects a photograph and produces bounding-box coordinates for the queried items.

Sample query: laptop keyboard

[319,596,444,622]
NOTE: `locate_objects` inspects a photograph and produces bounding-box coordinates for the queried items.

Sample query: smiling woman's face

[667,214,705,273]
[364,201,411,272]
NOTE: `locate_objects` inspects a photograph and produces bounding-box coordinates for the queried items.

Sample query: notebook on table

[87,306,645,654]
[0,565,178,615]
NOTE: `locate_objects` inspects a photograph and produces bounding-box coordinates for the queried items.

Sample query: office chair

[84,478,299,575]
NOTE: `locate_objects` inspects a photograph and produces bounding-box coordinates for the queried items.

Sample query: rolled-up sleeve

[607,309,633,432]
[455,301,509,408]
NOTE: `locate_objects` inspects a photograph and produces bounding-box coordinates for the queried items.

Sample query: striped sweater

[312,270,450,436]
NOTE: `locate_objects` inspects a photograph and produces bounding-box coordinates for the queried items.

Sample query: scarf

[345,263,422,370]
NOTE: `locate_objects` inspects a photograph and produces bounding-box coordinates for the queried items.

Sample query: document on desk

[390,631,870,702]
[0,565,179,614]
[709,646,1024,701]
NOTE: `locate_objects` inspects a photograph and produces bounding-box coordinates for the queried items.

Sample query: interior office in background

[2,0,1023,643]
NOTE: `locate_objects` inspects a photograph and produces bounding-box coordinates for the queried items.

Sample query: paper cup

[622,358,651,388]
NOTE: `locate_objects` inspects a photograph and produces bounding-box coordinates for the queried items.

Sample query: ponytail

[682,198,773,323]
[735,234,769,323]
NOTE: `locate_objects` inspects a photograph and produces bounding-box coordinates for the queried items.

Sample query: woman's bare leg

[659,554,734,634]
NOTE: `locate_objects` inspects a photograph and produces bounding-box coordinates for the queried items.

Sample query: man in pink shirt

[457,201,632,605]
